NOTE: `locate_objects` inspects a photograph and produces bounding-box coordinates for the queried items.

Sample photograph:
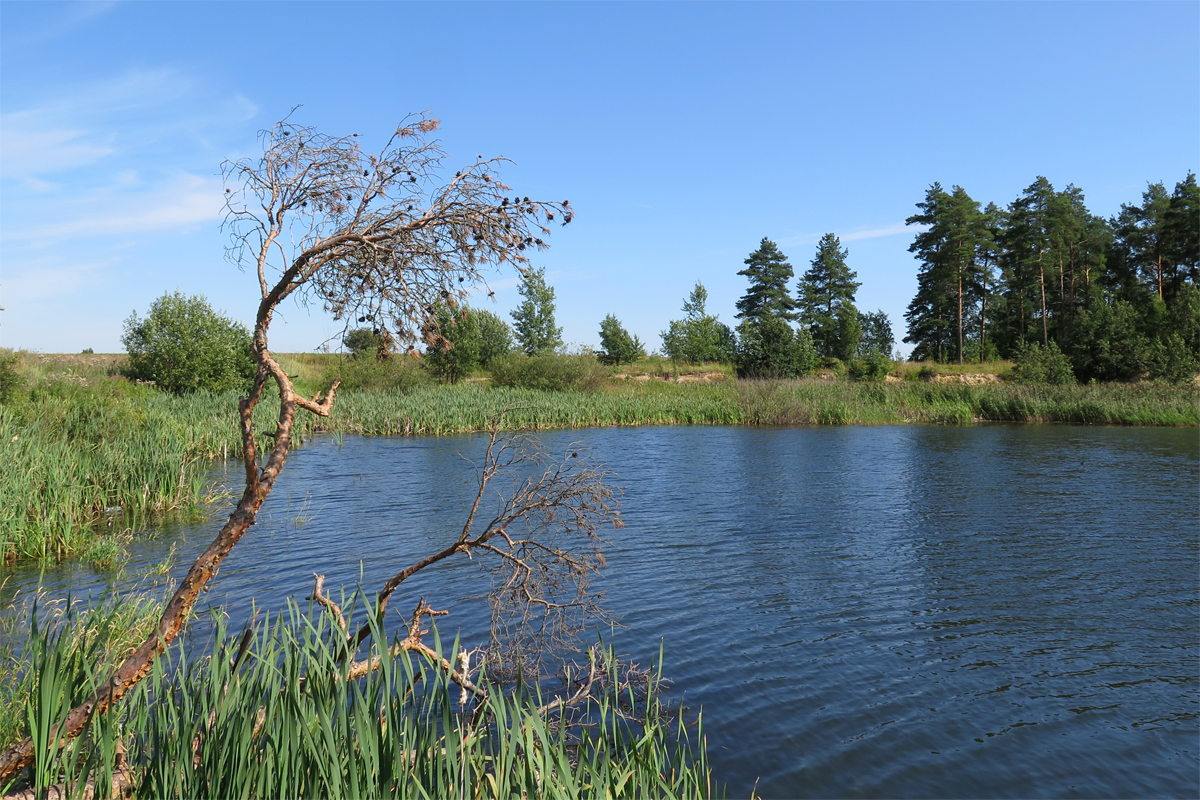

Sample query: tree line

[119,174,1197,392]
[904,173,1198,382]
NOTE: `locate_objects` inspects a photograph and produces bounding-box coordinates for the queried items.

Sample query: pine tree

[511,266,562,356]
[904,185,989,363]
[736,238,798,321]
[797,233,860,357]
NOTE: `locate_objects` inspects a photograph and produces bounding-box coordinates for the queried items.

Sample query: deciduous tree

[660,281,735,363]
[511,266,563,356]
[598,314,644,365]
[122,291,255,393]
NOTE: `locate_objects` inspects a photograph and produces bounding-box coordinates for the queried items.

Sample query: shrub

[489,352,609,392]
[0,349,24,406]
[1012,340,1076,385]
[598,314,645,365]
[475,309,514,368]
[848,351,891,382]
[735,315,816,378]
[423,304,481,384]
[343,327,393,360]
[121,292,255,394]
[322,354,430,393]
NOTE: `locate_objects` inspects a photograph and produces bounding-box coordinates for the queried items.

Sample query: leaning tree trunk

[0,332,339,783]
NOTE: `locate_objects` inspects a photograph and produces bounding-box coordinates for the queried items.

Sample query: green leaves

[121,291,255,395]
[598,315,645,366]
[511,267,563,357]
[736,238,798,322]
[660,282,735,364]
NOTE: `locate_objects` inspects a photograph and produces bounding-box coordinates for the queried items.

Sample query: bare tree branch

[0,114,572,784]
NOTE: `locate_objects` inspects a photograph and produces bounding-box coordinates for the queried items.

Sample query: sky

[1,1,1197,357]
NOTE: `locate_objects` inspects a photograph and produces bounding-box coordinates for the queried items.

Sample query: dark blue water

[8,425,1199,798]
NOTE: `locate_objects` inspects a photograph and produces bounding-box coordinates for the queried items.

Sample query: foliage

[734,315,816,378]
[848,351,891,382]
[0,350,23,406]
[736,238,798,321]
[660,282,735,363]
[511,267,563,356]
[857,309,895,357]
[121,292,255,394]
[489,352,609,392]
[475,308,515,368]
[598,314,645,365]
[904,184,992,364]
[343,327,394,360]
[1011,340,1077,385]
[833,302,862,362]
[322,354,432,393]
[423,303,482,383]
[11,603,712,799]
[798,233,861,357]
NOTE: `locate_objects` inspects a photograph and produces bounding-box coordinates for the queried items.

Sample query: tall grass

[0,588,165,752]
[9,600,712,799]
[0,379,285,562]
[2,352,1194,565]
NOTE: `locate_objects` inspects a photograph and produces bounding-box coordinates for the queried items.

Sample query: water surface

[9,425,1198,798]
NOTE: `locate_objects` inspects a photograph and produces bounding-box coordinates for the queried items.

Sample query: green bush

[0,349,24,406]
[848,352,891,382]
[121,292,255,394]
[735,315,816,378]
[475,309,515,368]
[343,327,393,360]
[489,352,609,392]
[423,304,481,384]
[598,314,645,365]
[323,355,431,393]
[1012,340,1076,385]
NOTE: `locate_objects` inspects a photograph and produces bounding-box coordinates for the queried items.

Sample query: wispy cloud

[1,256,116,305]
[841,223,920,242]
[781,222,927,248]
[4,173,223,242]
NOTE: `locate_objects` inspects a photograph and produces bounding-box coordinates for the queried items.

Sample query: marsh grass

[0,588,165,753]
[3,351,1194,567]
[9,598,712,799]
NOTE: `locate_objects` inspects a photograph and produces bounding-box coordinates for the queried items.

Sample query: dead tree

[0,113,573,783]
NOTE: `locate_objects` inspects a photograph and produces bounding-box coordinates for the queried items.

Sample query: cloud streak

[781,221,928,248]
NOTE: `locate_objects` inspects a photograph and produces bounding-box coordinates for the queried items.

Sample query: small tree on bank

[423,302,482,383]
[598,314,644,365]
[122,291,255,393]
[735,314,816,378]
[511,266,563,356]
[475,308,515,368]
[661,281,735,363]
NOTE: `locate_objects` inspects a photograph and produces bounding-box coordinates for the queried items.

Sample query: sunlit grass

[8,598,713,799]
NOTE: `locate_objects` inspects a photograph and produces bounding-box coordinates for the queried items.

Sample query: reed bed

[3,371,1194,566]
[10,600,712,799]
[0,588,165,753]
[0,380,278,562]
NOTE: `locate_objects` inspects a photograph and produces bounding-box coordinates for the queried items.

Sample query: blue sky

[2,1,1196,356]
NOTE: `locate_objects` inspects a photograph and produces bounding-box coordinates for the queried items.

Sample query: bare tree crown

[221,112,572,350]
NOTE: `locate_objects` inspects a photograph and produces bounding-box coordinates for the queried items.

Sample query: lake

[7,424,1198,798]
